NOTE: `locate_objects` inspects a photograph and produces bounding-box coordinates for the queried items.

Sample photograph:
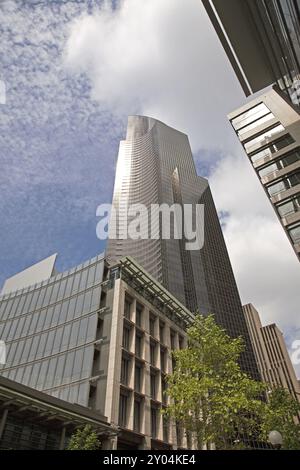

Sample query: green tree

[163,314,266,449]
[67,425,101,450]
[261,387,300,449]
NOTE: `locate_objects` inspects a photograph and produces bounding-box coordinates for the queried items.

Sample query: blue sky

[1,0,300,375]
[0,0,123,286]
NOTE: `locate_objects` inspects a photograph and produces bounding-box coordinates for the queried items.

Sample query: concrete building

[107,115,260,381]
[229,88,300,260]
[202,0,300,107]
[243,303,300,402]
[0,253,194,449]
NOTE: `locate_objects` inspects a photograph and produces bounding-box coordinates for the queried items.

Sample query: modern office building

[202,0,300,107]
[0,253,196,449]
[107,115,260,380]
[229,88,300,260]
[243,303,300,403]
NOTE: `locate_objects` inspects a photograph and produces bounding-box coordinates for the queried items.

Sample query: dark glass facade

[107,116,260,380]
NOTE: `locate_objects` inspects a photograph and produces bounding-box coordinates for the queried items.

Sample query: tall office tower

[243,303,300,403]
[107,115,260,380]
[202,0,300,107]
[229,88,300,260]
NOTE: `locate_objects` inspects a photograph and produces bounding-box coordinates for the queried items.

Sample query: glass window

[42,285,53,307]
[149,314,156,337]
[135,303,143,327]
[245,125,285,153]
[134,399,141,433]
[73,348,84,381]
[289,224,300,243]
[69,320,80,348]
[64,351,75,382]
[79,269,88,291]
[268,171,300,196]
[150,372,157,399]
[159,322,165,343]
[135,333,143,358]
[277,196,300,217]
[232,103,270,130]
[150,341,156,366]
[121,356,130,385]
[71,272,81,294]
[74,293,84,318]
[91,287,101,309]
[94,262,103,283]
[57,279,67,302]
[119,393,128,427]
[45,330,55,356]
[151,407,157,438]
[16,295,26,315]
[237,112,274,137]
[86,265,96,287]
[52,325,64,354]
[83,290,92,313]
[36,287,46,309]
[44,306,54,329]
[45,357,58,389]
[160,347,166,372]
[77,317,89,346]
[122,326,131,350]
[124,295,132,320]
[62,323,72,348]
[258,149,300,178]
[135,364,142,392]
[49,283,60,304]
[64,276,74,298]
[28,335,41,361]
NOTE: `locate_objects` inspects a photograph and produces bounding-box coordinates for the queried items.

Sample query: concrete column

[102,435,118,450]
[0,408,8,440]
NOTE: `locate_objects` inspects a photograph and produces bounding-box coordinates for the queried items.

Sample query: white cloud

[64,0,244,155]
[63,0,300,377]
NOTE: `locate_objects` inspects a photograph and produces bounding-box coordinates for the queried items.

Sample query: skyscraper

[229,88,300,260]
[243,303,300,403]
[202,0,300,107]
[107,115,260,380]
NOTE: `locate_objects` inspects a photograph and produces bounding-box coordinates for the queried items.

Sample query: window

[149,314,156,337]
[277,196,300,217]
[161,376,168,405]
[267,171,300,196]
[135,333,143,358]
[121,356,130,386]
[136,303,143,327]
[178,335,184,350]
[150,340,156,366]
[159,322,165,343]
[237,112,275,137]
[122,326,131,351]
[258,148,300,178]
[134,399,141,433]
[160,347,166,372]
[163,415,169,443]
[151,407,158,438]
[232,103,270,131]
[124,295,132,320]
[150,372,157,399]
[244,125,285,153]
[170,330,176,350]
[135,364,142,392]
[289,224,300,243]
[119,393,128,427]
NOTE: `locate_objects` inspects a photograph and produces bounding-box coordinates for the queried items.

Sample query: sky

[0,0,299,375]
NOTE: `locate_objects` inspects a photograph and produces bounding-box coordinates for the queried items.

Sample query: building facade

[243,303,300,403]
[229,88,300,260]
[0,375,113,450]
[107,115,260,380]
[202,0,300,107]
[0,253,195,449]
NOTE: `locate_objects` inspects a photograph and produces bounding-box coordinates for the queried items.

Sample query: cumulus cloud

[64,0,300,376]
[64,0,244,155]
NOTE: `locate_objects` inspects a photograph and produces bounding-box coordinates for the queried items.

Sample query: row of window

[3,315,97,367]
[1,346,93,398]
[276,195,300,218]
[1,288,101,341]
[0,263,103,320]
[258,148,300,178]
[267,170,300,196]
[244,124,285,153]
[124,294,184,347]
[231,102,270,131]
[250,134,295,164]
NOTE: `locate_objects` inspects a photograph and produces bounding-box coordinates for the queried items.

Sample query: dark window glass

[151,407,157,438]
[150,372,157,399]
[123,326,130,350]
[124,296,132,320]
[135,364,142,392]
[134,400,141,433]
[119,394,128,427]
[121,357,130,386]
[149,314,156,337]
[150,341,156,366]
[135,333,143,358]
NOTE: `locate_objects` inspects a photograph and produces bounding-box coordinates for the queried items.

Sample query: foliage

[260,387,300,449]
[163,314,266,449]
[67,425,101,450]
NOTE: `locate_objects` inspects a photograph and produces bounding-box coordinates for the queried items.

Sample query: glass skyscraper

[107,116,260,380]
